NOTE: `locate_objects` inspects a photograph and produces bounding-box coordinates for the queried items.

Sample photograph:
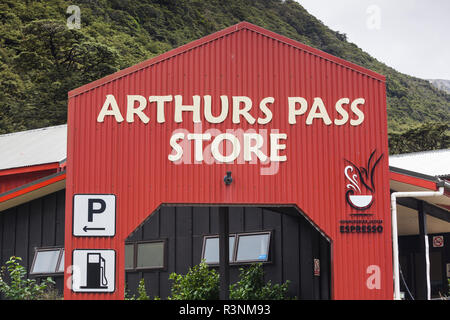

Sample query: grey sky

[296,0,450,80]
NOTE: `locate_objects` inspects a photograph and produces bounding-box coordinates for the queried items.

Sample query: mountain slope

[0,0,449,137]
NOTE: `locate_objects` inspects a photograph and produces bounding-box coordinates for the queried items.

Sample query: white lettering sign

[97,94,368,165]
[97,94,366,127]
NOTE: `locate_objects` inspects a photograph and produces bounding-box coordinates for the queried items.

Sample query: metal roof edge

[68,21,385,98]
[0,124,67,139]
[0,170,67,203]
[0,162,61,177]
[390,166,450,192]
[389,166,439,183]
[389,148,450,158]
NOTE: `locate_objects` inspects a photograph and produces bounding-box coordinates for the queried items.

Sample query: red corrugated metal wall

[65,22,392,300]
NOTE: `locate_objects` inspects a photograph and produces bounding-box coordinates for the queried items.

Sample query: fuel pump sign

[73,194,116,237]
[72,249,116,293]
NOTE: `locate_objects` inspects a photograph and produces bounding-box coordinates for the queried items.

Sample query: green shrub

[229,263,290,300]
[136,278,150,300]
[447,278,450,299]
[125,278,160,300]
[167,261,290,300]
[168,261,220,300]
[0,256,59,300]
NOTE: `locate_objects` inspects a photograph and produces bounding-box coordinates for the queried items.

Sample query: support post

[219,206,230,300]
[417,200,431,300]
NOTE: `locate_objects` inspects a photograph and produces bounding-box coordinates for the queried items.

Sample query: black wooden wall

[125,206,331,300]
[0,189,65,296]
[0,194,331,300]
[399,233,450,299]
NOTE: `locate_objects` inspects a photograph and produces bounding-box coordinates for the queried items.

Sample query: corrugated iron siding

[65,24,391,300]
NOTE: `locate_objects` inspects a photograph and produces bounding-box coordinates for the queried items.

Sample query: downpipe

[391,180,446,300]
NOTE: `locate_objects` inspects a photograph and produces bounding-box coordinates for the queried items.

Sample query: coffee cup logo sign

[97,94,367,165]
[340,150,384,235]
[345,150,383,211]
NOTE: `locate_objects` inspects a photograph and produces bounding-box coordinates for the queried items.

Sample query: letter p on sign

[88,198,106,222]
[73,194,116,237]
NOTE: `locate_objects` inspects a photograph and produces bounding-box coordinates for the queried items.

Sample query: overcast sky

[296,0,450,80]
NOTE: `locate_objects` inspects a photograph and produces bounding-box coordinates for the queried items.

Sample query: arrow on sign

[83,226,106,232]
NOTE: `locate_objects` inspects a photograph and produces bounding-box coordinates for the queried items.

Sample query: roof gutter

[391,179,446,300]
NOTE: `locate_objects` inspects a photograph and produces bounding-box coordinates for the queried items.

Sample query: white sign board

[72,249,115,293]
[73,194,116,236]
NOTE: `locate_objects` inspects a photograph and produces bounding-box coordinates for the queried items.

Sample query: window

[235,232,270,263]
[56,250,65,273]
[125,241,166,270]
[202,231,271,265]
[203,235,235,264]
[30,247,64,275]
[125,244,134,270]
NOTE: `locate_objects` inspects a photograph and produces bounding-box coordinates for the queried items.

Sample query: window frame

[29,246,65,276]
[201,234,237,265]
[234,231,272,264]
[125,240,167,271]
[201,230,272,266]
[124,243,135,271]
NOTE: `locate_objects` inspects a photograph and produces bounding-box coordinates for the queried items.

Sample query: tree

[3,19,120,131]
[389,122,450,155]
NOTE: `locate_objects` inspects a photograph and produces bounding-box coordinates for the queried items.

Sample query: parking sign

[73,194,116,236]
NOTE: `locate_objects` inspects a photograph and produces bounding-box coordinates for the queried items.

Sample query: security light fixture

[224,171,232,185]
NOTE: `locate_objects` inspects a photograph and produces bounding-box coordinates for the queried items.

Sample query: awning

[390,166,450,235]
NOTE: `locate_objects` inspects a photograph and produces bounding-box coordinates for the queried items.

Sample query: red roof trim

[0,171,66,203]
[0,162,60,177]
[68,21,385,98]
[389,171,437,191]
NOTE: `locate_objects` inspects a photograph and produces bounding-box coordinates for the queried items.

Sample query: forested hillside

[0,0,448,153]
